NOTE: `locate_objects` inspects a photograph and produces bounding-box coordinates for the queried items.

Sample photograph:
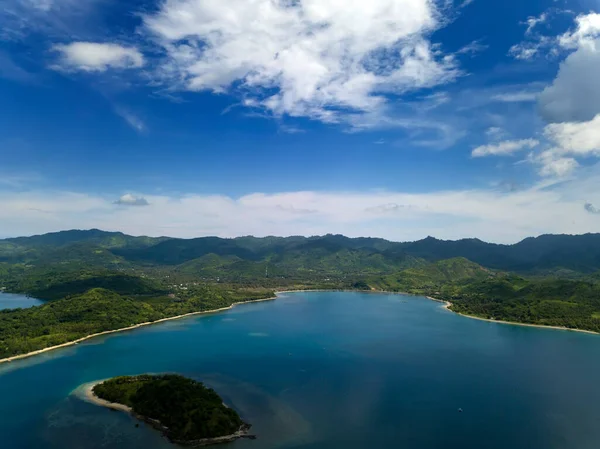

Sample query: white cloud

[3,168,600,243]
[544,114,600,157]
[508,37,552,60]
[531,114,600,177]
[1,0,103,41]
[524,12,548,36]
[52,42,144,72]
[472,139,539,157]
[456,40,488,56]
[507,9,575,61]
[144,0,459,126]
[534,150,579,178]
[558,13,600,49]
[485,127,506,140]
[114,107,146,132]
[114,194,149,206]
[28,0,54,11]
[491,91,539,103]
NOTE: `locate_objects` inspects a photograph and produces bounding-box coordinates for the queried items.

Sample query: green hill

[5,230,600,275]
[5,229,168,249]
[370,257,494,293]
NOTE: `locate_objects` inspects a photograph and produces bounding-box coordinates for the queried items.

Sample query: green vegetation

[93,374,247,442]
[2,229,600,360]
[0,284,273,359]
[447,278,600,332]
[369,259,600,332]
[2,269,166,300]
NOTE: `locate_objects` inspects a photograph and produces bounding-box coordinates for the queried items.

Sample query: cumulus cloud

[52,42,144,72]
[528,115,600,177]
[3,168,600,243]
[544,114,600,157]
[558,13,600,49]
[472,139,539,157]
[538,38,600,123]
[534,150,579,178]
[143,0,459,125]
[114,194,149,206]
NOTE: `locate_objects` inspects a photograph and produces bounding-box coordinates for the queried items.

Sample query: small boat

[458,408,463,413]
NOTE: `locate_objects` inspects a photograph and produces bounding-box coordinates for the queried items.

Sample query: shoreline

[426,296,600,336]
[79,380,253,446]
[3,288,599,365]
[0,295,277,365]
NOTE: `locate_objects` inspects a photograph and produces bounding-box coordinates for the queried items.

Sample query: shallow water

[0,292,43,310]
[1,291,600,449]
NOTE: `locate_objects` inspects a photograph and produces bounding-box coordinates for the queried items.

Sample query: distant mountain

[0,229,169,265]
[3,230,600,275]
[114,237,260,265]
[398,234,600,273]
[5,229,169,250]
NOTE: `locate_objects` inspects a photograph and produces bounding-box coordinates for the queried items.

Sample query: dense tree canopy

[93,374,245,441]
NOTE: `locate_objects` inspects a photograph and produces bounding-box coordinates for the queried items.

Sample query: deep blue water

[2,292,600,449]
[0,292,43,310]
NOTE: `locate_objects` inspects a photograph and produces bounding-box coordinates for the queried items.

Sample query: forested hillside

[3,229,600,276]
[2,229,600,360]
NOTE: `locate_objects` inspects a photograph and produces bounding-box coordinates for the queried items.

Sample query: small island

[88,374,254,446]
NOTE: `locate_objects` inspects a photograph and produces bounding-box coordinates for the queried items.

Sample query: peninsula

[88,374,254,446]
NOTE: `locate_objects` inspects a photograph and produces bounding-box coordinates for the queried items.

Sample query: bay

[1,291,600,449]
[0,292,43,310]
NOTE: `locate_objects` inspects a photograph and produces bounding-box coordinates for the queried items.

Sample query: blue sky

[1,0,600,242]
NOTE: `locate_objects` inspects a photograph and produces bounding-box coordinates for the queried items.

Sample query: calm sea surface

[0,292,43,310]
[1,291,600,449]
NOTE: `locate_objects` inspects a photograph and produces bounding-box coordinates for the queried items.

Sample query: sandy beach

[0,295,277,365]
[427,296,600,336]
[80,380,133,413]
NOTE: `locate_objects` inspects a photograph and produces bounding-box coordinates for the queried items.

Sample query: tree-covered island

[90,374,254,446]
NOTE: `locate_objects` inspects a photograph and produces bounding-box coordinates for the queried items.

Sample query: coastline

[79,380,253,446]
[0,295,277,365]
[426,296,600,336]
[81,380,133,413]
[3,288,599,365]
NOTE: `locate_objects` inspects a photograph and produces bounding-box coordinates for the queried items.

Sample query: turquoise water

[2,291,600,449]
[0,292,43,310]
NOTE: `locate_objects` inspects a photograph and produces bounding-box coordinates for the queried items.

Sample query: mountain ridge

[3,230,600,274]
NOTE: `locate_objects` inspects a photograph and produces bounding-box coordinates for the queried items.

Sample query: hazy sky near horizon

[2,0,600,243]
